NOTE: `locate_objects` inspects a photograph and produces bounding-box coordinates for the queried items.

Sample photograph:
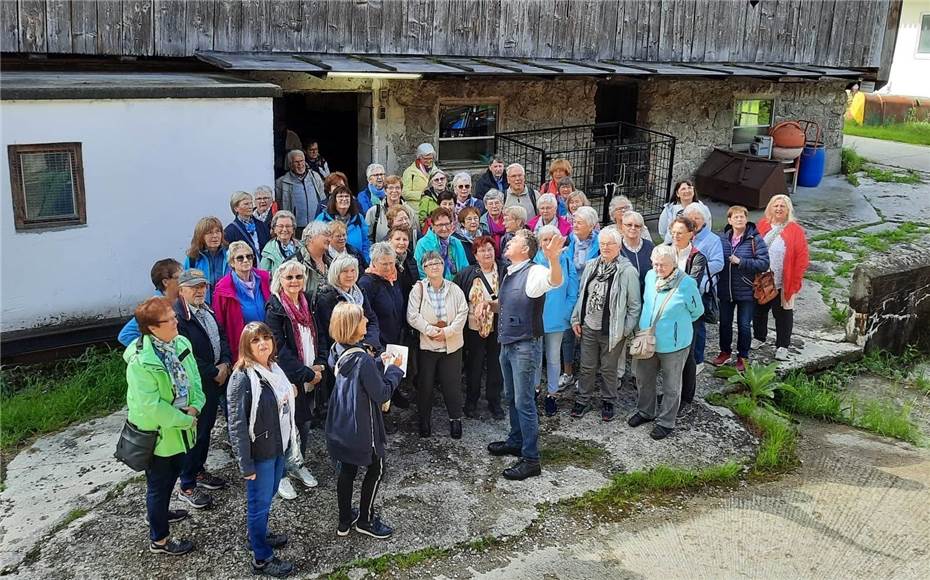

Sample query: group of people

[119,143,810,577]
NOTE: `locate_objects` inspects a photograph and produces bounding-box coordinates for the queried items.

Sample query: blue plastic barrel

[797,143,826,187]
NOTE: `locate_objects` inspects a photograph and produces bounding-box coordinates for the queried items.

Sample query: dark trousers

[145,453,185,542]
[417,348,464,423]
[337,451,384,526]
[681,320,700,404]
[753,290,793,348]
[463,328,502,407]
[246,455,285,561]
[719,298,755,358]
[180,382,221,491]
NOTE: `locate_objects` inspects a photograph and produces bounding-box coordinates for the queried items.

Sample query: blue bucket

[798,143,826,188]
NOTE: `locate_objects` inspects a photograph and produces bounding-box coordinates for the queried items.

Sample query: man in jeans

[487,230,564,480]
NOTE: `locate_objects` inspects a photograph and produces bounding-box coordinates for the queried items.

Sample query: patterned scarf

[656,266,684,292]
[337,284,364,306]
[279,291,315,363]
[151,335,191,409]
[469,266,498,338]
[278,240,298,260]
[585,259,618,318]
[438,236,454,274]
[238,217,256,235]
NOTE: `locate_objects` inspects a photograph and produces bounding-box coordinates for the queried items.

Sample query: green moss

[817,238,853,253]
[539,435,608,468]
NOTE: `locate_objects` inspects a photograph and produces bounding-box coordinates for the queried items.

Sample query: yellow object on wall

[846,91,865,125]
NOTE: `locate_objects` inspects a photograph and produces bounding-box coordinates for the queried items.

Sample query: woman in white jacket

[658,180,712,244]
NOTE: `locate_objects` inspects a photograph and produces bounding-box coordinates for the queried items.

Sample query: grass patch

[329,547,450,578]
[834,261,856,277]
[913,374,930,395]
[844,119,930,146]
[859,233,889,252]
[817,238,853,253]
[0,348,127,454]
[539,435,608,468]
[712,394,798,474]
[465,535,500,552]
[0,348,126,454]
[810,223,873,242]
[841,146,866,178]
[780,372,844,421]
[829,300,850,324]
[572,461,743,510]
[863,166,922,185]
[805,271,837,289]
[809,250,839,263]
[851,399,922,445]
[860,346,922,380]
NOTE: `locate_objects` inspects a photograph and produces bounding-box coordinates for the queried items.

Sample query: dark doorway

[595,82,639,125]
[274,92,364,189]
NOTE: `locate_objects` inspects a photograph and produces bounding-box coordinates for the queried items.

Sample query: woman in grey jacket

[325,303,404,540]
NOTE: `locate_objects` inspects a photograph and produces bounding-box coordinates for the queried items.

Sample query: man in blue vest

[487,229,564,480]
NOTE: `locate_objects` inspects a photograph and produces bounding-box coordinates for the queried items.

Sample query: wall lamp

[326,72,422,80]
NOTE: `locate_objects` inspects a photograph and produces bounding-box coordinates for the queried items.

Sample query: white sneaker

[774,347,790,361]
[695,363,705,375]
[751,338,767,350]
[277,477,297,500]
[558,374,575,390]
[292,466,318,488]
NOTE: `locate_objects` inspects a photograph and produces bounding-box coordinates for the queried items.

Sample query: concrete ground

[844,135,930,173]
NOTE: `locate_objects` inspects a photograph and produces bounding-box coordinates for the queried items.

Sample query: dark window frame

[919,13,930,55]
[437,101,500,167]
[7,142,86,231]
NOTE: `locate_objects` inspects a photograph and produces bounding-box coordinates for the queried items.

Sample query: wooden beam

[350,54,397,72]
[876,0,902,81]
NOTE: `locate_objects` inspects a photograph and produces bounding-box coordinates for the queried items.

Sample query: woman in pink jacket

[213,241,272,361]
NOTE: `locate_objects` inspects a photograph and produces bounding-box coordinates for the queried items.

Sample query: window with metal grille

[438,103,498,167]
[731,99,774,150]
[8,143,86,231]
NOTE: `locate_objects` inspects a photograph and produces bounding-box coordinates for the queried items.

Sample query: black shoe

[177,487,213,509]
[265,533,288,549]
[252,555,294,577]
[450,419,463,439]
[601,401,615,422]
[384,419,398,435]
[487,441,522,457]
[337,508,360,537]
[419,421,431,438]
[463,402,478,419]
[570,402,589,418]
[627,413,651,428]
[489,403,506,420]
[544,396,558,417]
[354,516,394,539]
[502,459,541,481]
[196,471,227,490]
[146,509,189,525]
[391,390,411,409]
[677,403,692,418]
[650,425,673,440]
[149,538,194,556]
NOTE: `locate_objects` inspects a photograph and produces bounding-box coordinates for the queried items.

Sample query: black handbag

[114,420,159,471]
[701,275,720,325]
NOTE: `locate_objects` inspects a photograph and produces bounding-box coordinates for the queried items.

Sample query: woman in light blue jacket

[628,244,703,440]
[532,225,578,417]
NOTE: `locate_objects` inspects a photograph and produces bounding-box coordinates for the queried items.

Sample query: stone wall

[636,78,848,186]
[847,243,930,354]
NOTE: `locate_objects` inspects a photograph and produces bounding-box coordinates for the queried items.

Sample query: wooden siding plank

[70,0,96,53]
[214,0,242,52]
[814,0,836,65]
[657,0,674,62]
[269,0,300,52]
[403,0,433,55]
[240,0,270,51]
[867,0,890,69]
[499,0,538,57]
[841,0,864,68]
[122,0,153,55]
[618,0,639,60]
[185,0,214,53]
[689,0,709,62]
[645,0,661,61]
[675,0,695,62]
[588,0,618,61]
[154,0,185,57]
[429,0,452,55]
[18,0,46,52]
[1,0,20,52]
[95,0,122,54]
[345,0,384,53]
[877,0,901,77]
[379,0,404,54]
[299,0,328,53]
[475,0,501,56]
[825,0,847,66]
[46,0,72,53]
[738,0,761,62]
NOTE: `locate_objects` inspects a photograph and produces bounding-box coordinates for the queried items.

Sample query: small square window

[438,104,498,166]
[919,14,930,54]
[8,142,86,231]
[732,99,774,150]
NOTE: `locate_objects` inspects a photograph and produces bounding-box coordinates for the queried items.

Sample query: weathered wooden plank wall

[1,0,890,69]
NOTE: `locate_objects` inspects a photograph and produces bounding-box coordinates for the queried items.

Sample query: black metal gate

[495,122,676,223]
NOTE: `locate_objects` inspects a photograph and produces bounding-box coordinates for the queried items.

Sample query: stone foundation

[636,78,847,186]
[847,243,930,354]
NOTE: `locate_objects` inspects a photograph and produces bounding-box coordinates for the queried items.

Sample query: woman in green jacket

[124,296,205,557]
[260,211,300,273]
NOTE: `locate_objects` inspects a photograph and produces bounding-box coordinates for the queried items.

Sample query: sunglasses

[283,274,305,281]
[234,254,254,262]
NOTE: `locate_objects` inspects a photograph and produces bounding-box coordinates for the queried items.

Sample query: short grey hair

[608,195,633,217]
[503,204,527,224]
[270,210,296,230]
[484,190,504,204]
[452,172,472,187]
[506,163,525,177]
[536,224,560,240]
[369,242,396,263]
[301,221,330,243]
[683,203,710,222]
[599,226,623,246]
[536,193,557,208]
[573,206,599,227]
[254,185,273,198]
[229,191,253,215]
[366,163,385,178]
[270,260,307,295]
[286,149,305,166]
[227,240,252,260]
[651,244,678,266]
[328,254,359,287]
[622,210,645,227]
[420,250,443,268]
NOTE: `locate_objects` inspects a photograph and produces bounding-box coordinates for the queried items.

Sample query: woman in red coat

[753,195,810,362]
[213,240,272,362]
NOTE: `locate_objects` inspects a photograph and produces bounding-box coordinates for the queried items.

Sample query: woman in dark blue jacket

[224,191,271,260]
[326,303,404,540]
[711,206,769,372]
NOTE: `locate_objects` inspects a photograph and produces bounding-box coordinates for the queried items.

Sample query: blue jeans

[718,298,754,358]
[145,453,184,542]
[246,455,285,561]
[180,382,220,491]
[561,328,577,371]
[539,332,564,395]
[694,320,707,364]
[500,339,541,463]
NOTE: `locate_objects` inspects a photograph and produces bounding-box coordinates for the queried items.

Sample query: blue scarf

[238,217,256,235]
[232,271,266,324]
[438,236,454,275]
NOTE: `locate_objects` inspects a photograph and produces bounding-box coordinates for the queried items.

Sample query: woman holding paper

[407,250,469,439]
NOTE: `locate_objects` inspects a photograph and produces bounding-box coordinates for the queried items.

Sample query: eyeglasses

[283,274,305,281]
[156,315,177,325]
[276,224,294,230]
[456,184,472,189]
[424,262,444,268]
[433,222,452,229]
[371,173,385,177]
[234,254,254,262]
[623,223,642,229]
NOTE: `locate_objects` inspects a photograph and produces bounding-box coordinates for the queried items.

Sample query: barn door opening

[273,92,362,189]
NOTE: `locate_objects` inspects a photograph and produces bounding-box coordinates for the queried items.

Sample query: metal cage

[495,122,676,223]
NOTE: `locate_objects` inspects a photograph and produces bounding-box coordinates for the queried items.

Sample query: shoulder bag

[114,420,159,471]
[750,237,778,305]
[630,275,682,360]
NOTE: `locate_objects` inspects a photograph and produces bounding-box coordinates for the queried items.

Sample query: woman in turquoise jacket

[183,216,229,305]
[629,244,703,440]
[533,224,577,417]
